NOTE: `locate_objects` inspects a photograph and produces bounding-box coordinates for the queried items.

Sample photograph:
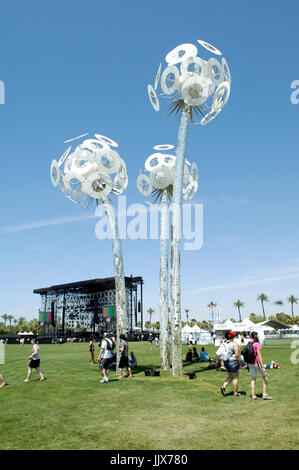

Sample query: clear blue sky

[0,0,299,323]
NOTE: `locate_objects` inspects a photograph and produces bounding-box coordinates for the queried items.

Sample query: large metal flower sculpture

[147,39,231,125]
[147,39,231,376]
[137,144,199,370]
[50,133,128,351]
[137,144,199,201]
[50,133,128,207]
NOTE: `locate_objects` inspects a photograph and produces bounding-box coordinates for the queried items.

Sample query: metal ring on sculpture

[82,171,112,199]
[145,153,163,172]
[137,174,152,196]
[94,148,121,174]
[180,56,208,79]
[81,138,110,153]
[147,84,160,111]
[94,134,118,148]
[159,153,176,168]
[200,107,222,125]
[165,43,198,65]
[71,150,97,177]
[183,180,198,200]
[117,159,128,183]
[63,171,86,198]
[50,160,60,187]
[154,63,162,90]
[65,195,87,208]
[197,40,222,56]
[207,58,224,85]
[58,146,71,168]
[113,173,128,195]
[153,144,174,151]
[183,164,191,184]
[212,81,230,111]
[150,166,172,190]
[222,57,231,83]
[190,162,199,182]
[160,65,180,95]
[181,75,211,106]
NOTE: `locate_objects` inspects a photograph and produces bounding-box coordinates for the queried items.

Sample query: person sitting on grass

[199,347,211,363]
[185,346,193,362]
[192,347,200,362]
[0,373,5,388]
[264,361,280,369]
[128,352,137,369]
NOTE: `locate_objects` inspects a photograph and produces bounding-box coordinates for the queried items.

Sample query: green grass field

[0,342,298,450]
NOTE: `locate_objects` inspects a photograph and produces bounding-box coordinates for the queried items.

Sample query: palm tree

[185,309,190,325]
[257,294,269,320]
[147,308,155,331]
[233,300,244,322]
[7,315,14,327]
[1,314,8,326]
[145,321,152,331]
[288,295,298,319]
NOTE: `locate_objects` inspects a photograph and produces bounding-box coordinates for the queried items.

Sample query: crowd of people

[0,329,280,398]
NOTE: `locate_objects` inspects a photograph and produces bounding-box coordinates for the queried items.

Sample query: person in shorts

[24,339,44,382]
[98,333,114,383]
[220,331,243,397]
[89,338,96,364]
[118,334,132,379]
[248,331,272,400]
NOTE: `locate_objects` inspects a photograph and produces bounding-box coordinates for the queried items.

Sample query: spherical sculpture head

[137,145,199,201]
[50,134,128,206]
[147,39,231,125]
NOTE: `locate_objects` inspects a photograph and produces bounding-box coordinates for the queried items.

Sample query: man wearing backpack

[247,331,272,400]
[98,333,115,383]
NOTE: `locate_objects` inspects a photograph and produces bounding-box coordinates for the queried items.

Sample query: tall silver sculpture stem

[159,189,170,370]
[101,196,127,370]
[170,107,190,376]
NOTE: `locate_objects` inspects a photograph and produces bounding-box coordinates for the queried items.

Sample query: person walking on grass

[0,373,5,388]
[89,338,96,364]
[220,330,243,397]
[248,331,272,400]
[24,339,44,382]
[118,334,132,379]
[98,333,114,383]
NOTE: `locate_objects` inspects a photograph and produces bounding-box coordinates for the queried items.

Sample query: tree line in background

[0,316,42,335]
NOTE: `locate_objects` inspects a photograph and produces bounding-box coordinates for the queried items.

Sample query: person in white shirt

[24,339,44,382]
[98,334,114,383]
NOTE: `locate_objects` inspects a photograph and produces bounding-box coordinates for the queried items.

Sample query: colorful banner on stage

[39,311,52,324]
[103,306,117,318]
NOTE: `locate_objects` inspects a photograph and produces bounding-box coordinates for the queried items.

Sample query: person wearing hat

[220,330,243,397]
